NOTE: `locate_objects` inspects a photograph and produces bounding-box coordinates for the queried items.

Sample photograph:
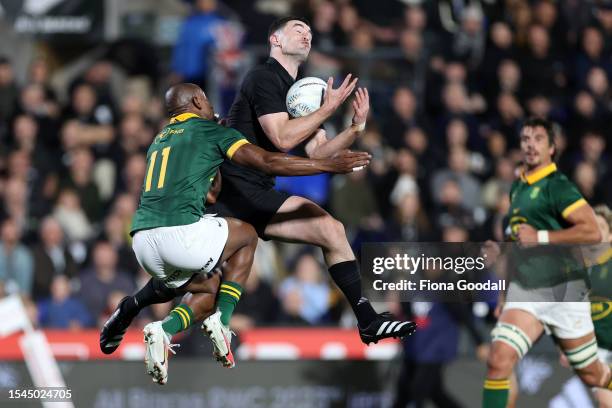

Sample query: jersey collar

[521,163,557,185]
[169,112,201,124]
[266,57,296,86]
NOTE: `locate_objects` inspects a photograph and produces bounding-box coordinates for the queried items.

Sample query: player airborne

[482,117,612,407]
[107,82,370,383]
[101,16,416,368]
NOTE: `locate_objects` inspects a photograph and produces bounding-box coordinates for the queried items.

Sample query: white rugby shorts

[132,215,229,288]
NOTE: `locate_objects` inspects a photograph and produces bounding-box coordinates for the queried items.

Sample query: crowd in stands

[0,0,610,336]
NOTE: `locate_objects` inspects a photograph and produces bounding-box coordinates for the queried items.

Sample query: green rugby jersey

[589,247,612,350]
[131,113,248,234]
[507,163,588,288]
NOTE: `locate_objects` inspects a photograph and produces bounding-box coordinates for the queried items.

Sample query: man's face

[275,21,312,61]
[520,125,553,168]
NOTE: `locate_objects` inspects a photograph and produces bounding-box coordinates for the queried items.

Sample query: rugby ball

[286,77,327,118]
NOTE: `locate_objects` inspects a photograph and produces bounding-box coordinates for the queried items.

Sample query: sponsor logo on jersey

[530,186,541,199]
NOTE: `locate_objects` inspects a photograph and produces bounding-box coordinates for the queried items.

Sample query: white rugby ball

[286,77,327,118]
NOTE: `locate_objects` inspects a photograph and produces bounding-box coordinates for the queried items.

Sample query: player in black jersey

[203,16,416,357]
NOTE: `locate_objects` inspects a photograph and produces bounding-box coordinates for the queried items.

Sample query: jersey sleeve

[550,176,587,219]
[217,126,250,159]
[245,70,287,117]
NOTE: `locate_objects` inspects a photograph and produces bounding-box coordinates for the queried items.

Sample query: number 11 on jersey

[145,146,171,192]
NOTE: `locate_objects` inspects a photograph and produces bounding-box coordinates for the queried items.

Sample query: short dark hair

[521,116,555,146]
[268,16,311,39]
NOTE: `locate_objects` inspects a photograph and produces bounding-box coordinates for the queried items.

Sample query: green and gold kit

[588,247,612,350]
[507,163,587,288]
[131,113,248,234]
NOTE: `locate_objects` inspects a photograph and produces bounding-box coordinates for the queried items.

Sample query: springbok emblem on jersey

[530,186,541,199]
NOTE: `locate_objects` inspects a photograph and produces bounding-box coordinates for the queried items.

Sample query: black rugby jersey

[222,57,295,188]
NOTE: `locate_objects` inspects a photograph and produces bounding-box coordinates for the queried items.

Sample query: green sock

[161,304,194,336]
[482,378,510,408]
[217,281,243,326]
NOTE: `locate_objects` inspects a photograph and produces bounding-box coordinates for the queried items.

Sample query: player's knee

[242,222,258,248]
[486,347,515,377]
[319,216,346,247]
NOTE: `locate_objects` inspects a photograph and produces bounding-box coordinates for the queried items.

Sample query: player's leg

[262,195,416,343]
[484,308,543,408]
[155,273,221,340]
[202,217,258,368]
[100,276,189,354]
[593,349,612,408]
[557,333,612,389]
[208,217,258,327]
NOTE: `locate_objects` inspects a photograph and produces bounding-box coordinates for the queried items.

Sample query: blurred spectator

[0,218,33,296]
[520,24,565,98]
[336,4,361,47]
[59,147,103,223]
[62,83,115,156]
[431,148,482,210]
[452,5,486,70]
[383,87,421,148]
[37,275,92,329]
[279,252,330,325]
[78,241,134,324]
[331,169,379,234]
[482,22,516,86]
[52,189,94,243]
[394,299,487,408]
[394,29,429,99]
[28,58,57,102]
[574,161,605,204]
[171,0,228,90]
[306,1,341,73]
[481,157,515,211]
[489,92,523,147]
[121,153,147,199]
[32,216,78,301]
[388,177,434,241]
[101,213,138,275]
[1,178,29,232]
[0,57,18,125]
[576,26,609,87]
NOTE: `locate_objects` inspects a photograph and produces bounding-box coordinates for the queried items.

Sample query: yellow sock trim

[220,289,240,300]
[220,284,241,297]
[484,379,510,390]
[173,307,189,329]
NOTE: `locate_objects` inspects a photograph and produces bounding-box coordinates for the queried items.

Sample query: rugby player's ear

[192,94,202,110]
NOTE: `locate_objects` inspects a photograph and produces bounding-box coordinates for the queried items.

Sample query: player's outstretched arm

[230,143,370,176]
[258,74,358,152]
[305,87,369,159]
[517,204,601,244]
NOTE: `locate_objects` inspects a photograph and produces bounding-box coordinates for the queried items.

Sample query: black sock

[328,260,377,327]
[122,278,181,316]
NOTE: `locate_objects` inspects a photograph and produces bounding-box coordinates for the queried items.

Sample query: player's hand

[321,74,358,114]
[516,223,538,245]
[351,87,369,126]
[327,150,371,174]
